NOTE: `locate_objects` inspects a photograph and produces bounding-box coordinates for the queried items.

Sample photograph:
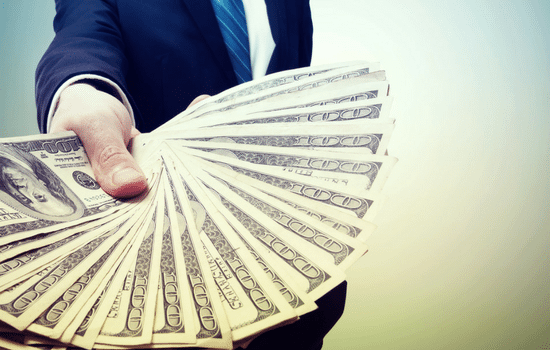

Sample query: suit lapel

[180,0,237,85]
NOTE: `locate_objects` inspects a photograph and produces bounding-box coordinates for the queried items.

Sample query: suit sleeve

[299,0,314,67]
[35,0,132,133]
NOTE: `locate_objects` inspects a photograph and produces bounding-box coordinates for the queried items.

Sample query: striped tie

[211,0,252,84]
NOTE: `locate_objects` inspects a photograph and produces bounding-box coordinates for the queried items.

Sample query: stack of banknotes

[0,61,396,349]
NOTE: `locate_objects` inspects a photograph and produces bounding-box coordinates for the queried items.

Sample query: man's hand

[50,83,147,198]
[50,85,211,198]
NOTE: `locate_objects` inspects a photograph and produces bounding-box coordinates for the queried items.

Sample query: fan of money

[0,62,396,349]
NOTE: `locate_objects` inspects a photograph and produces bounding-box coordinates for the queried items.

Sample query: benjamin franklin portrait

[0,144,85,221]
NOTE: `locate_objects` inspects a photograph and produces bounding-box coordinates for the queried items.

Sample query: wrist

[51,83,129,134]
[47,75,136,133]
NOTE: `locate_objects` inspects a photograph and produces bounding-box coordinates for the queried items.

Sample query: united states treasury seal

[73,170,100,190]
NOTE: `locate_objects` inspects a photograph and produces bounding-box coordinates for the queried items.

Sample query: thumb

[79,123,147,198]
[188,94,210,107]
[90,143,147,198]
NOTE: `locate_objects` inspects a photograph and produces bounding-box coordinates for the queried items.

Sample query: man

[36,1,345,349]
[36,0,313,198]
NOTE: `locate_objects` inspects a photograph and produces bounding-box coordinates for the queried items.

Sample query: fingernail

[111,167,143,187]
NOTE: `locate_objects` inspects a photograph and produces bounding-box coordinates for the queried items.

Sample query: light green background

[1,1,549,349]
[0,2,54,137]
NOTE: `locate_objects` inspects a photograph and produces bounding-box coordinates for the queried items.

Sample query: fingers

[51,83,147,198]
[130,126,141,139]
[188,94,210,108]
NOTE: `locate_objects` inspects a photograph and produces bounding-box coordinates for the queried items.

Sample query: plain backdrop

[1,1,549,349]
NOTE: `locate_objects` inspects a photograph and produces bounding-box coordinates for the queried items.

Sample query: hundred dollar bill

[0,211,141,332]
[161,78,390,135]
[138,122,394,168]
[162,72,387,135]
[0,60,396,348]
[27,248,122,340]
[194,173,347,301]
[155,157,312,347]
[156,62,382,130]
[162,62,376,129]
[163,162,317,348]
[0,201,152,296]
[170,141,397,193]
[199,239,292,341]
[165,158,298,341]
[162,160,232,350]
[176,81,391,131]
[94,184,164,347]
[140,120,394,157]
[0,132,132,246]
[0,195,142,287]
[180,150,381,222]
[25,201,153,340]
[272,196,376,243]
[0,172,159,290]
[150,195,196,345]
[59,272,114,346]
[0,227,75,264]
[232,235,317,316]
[154,62,351,131]
[202,61,380,106]
[188,155,377,242]
[144,152,377,245]
[63,179,161,349]
[0,223,105,291]
[168,153,347,299]
[256,81,389,112]
[185,97,393,128]
[0,201,136,263]
[192,166,369,271]
[0,260,63,306]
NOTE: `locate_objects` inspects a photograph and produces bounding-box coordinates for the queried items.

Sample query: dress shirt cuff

[46,74,135,133]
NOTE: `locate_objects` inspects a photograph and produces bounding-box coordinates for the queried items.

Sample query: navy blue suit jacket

[36,0,314,133]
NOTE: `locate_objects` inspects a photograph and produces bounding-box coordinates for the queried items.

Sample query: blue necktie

[211,0,252,84]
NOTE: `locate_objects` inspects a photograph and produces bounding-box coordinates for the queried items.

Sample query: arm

[36,0,134,132]
[298,0,314,67]
[36,0,146,197]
